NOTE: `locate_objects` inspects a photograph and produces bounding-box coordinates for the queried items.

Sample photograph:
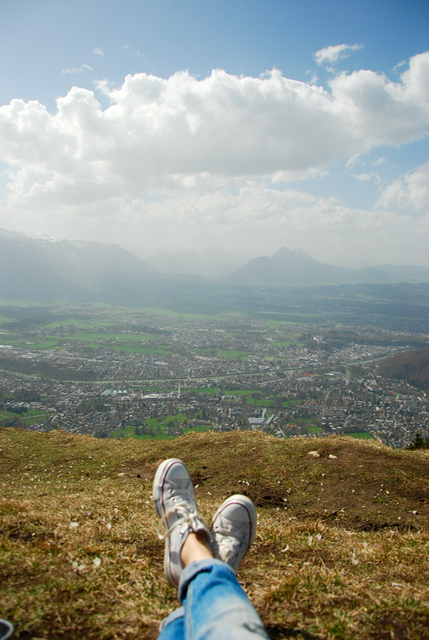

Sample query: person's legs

[153,459,269,640]
[157,531,213,640]
[179,558,269,640]
[158,554,269,640]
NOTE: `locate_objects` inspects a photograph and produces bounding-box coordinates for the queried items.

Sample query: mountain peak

[291,248,317,261]
[271,246,317,263]
[270,246,318,266]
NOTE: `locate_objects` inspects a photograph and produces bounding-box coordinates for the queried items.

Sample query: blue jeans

[158,559,269,640]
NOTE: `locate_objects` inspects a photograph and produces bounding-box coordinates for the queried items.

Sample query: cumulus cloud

[315,44,363,66]
[93,48,104,57]
[1,53,429,264]
[377,160,429,212]
[0,52,428,210]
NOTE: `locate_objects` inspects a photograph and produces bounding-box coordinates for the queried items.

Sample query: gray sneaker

[153,458,210,587]
[210,494,257,573]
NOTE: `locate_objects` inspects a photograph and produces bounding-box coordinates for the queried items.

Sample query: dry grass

[1,428,429,639]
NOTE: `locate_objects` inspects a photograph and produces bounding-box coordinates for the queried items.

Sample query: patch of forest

[377,348,429,387]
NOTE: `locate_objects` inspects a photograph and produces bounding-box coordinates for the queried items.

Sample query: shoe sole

[211,494,257,561]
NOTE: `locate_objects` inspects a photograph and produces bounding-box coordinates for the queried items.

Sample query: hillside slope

[1,428,429,639]
[377,348,429,387]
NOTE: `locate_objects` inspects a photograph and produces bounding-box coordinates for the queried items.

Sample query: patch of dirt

[124,433,429,532]
[123,461,158,482]
[265,624,324,640]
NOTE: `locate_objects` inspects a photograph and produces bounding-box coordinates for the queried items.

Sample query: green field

[0,409,47,426]
[222,390,261,396]
[218,350,249,360]
[110,414,185,440]
[307,426,323,433]
[244,397,275,406]
[349,432,374,439]
[0,317,19,325]
[110,412,212,440]
[282,398,303,407]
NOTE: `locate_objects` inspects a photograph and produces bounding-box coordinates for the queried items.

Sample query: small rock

[308,451,320,458]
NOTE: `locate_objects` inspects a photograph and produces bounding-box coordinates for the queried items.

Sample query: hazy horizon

[3,226,429,274]
[1,0,429,266]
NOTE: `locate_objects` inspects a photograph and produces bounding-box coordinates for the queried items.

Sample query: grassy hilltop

[1,428,429,640]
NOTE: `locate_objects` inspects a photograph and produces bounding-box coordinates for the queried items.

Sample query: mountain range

[0,229,155,299]
[226,246,429,286]
[1,228,429,302]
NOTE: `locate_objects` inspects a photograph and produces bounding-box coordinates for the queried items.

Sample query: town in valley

[1,302,428,450]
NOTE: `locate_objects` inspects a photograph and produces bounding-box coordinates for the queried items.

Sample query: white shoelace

[157,501,203,540]
[214,522,249,559]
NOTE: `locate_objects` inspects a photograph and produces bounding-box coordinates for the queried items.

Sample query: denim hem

[178,558,232,602]
[159,606,184,632]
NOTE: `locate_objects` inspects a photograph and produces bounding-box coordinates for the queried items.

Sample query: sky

[1,0,429,266]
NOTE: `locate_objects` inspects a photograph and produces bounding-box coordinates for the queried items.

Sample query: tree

[406,431,429,450]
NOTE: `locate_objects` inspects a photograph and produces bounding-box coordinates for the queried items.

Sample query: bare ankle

[181,532,213,567]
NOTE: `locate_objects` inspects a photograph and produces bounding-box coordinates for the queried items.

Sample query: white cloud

[315,44,363,66]
[345,154,363,168]
[372,157,387,166]
[393,60,406,73]
[62,64,93,74]
[377,160,429,212]
[93,48,105,57]
[1,54,429,265]
[351,173,371,181]
[1,53,428,210]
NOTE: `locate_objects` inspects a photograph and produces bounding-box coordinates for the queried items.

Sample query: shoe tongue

[166,477,193,497]
[219,515,248,532]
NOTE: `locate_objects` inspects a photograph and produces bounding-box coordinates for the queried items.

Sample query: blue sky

[1,0,429,265]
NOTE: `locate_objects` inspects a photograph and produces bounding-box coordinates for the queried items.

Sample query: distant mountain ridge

[0,228,156,299]
[1,228,429,302]
[225,246,429,286]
